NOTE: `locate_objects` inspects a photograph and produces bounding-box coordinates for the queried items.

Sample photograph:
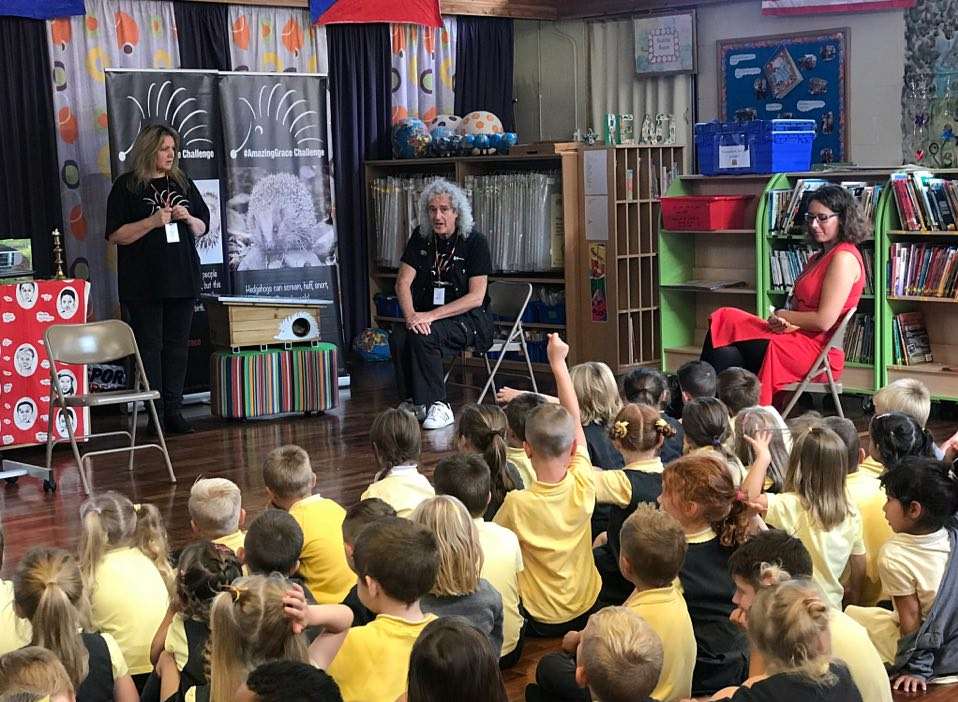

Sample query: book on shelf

[768,245,814,290]
[888,242,958,298]
[768,179,881,235]
[890,170,958,231]
[891,310,933,365]
[772,178,828,234]
[842,313,874,365]
[664,279,748,291]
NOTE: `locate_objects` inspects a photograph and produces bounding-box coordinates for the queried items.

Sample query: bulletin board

[718,28,849,164]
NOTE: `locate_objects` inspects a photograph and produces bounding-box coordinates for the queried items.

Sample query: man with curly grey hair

[391,178,494,429]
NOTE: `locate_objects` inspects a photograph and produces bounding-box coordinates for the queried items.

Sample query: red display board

[0,280,89,449]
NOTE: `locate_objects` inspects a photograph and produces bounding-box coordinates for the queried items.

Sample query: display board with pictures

[718,28,848,164]
[0,280,89,449]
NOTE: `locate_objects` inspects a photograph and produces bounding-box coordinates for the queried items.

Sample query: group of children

[2,335,958,702]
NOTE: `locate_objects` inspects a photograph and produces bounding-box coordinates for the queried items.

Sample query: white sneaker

[422,401,454,429]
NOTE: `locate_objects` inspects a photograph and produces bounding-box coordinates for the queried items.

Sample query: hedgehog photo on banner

[219,72,343,349]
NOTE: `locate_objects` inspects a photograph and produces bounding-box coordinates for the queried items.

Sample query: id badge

[165,222,180,243]
[433,287,446,305]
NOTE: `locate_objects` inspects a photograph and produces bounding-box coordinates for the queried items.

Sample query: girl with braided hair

[455,404,522,520]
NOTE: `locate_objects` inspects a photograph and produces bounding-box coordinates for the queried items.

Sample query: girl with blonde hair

[77,491,173,682]
[13,547,137,702]
[742,423,866,610]
[733,406,789,493]
[712,579,862,700]
[411,496,504,654]
[455,404,522,519]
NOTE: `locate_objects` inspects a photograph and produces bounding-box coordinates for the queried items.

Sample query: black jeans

[527,651,588,702]
[125,298,194,416]
[700,329,769,376]
[390,309,493,407]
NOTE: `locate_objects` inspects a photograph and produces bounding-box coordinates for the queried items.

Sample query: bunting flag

[762,0,915,14]
[0,0,84,19]
[310,0,441,27]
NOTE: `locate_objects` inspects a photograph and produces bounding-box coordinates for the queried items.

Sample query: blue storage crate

[695,119,815,175]
[374,294,402,318]
[540,302,566,325]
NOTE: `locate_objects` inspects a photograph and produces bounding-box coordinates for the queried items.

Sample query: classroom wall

[514,2,905,167]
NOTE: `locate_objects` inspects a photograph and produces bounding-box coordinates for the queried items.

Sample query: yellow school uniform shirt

[624,584,696,702]
[288,493,354,604]
[211,529,245,555]
[507,446,536,489]
[493,448,602,624]
[859,455,885,478]
[846,469,894,606]
[474,518,524,656]
[829,609,894,702]
[326,613,437,702]
[0,579,31,655]
[360,465,435,518]
[90,546,169,675]
[593,457,663,505]
[765,492,865,609]
[165,613,191,670]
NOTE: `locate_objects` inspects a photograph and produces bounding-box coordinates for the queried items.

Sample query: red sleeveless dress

[709,242,865,405]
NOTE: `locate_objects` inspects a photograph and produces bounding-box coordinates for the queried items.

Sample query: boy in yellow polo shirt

[503,392,546,489]
[864,379,945,475]
[308,517,440,702]
[494,333,601,636]
[728,530,892,702]
[262,444,354,604]
[187,477,246,554]
[531,503,695,702]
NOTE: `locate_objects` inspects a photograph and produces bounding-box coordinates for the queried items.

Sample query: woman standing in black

[106,124,210,434]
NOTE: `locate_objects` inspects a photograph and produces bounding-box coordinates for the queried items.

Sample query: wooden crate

[204,297,326,349]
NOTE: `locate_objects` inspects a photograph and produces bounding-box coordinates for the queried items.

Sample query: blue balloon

[487,133,503,150]
[474,134,490,150]
[503,132,518,146]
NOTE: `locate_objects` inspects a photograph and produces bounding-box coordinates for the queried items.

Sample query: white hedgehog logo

[231,173,335,271]
[118,80,211,162]
[231,82,322,157]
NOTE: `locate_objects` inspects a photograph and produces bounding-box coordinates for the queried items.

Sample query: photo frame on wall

[718,28,849,164]
[634,11,696,77]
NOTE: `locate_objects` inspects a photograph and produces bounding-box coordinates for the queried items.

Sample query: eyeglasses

[804,212,839,225]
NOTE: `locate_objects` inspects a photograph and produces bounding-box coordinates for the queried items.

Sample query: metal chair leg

[518,331,538,394]
[62,407,92,495]
[147,399,176,484]
[128,401,139,473]
[782,373,816,420]
[824,366,844,418]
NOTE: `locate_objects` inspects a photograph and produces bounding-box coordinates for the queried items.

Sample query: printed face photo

[16,282,37,308]
[55,408,76,438]
[14,343,38,377]
[57,370,77,396]
[57,288,78,319]
[14,397,36,430]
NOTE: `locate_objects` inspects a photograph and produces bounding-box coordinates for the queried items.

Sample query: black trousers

[390,310,493,407]
[520,598,600,639]
[700,329,769,376]
[125,298,194,416]
[527,651,589,702]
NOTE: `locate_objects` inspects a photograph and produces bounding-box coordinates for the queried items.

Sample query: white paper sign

[583,150,609,195]
[585,196,609,241]
[719,144,750,169]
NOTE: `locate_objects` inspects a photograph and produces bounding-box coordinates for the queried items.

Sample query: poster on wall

[633,12,696,77]
[104,69,225,393]
[218,72,343,349]
[718,28,848,164]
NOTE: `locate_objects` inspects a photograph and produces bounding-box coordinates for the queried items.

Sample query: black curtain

[328,24,392,348]
[455,16,515,133]
[173,1,230,70]
[0,16,60,277]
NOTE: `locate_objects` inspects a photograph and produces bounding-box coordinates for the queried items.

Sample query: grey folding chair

[780,307,857,420]
[44,319,175,495]
[444,281,539,404]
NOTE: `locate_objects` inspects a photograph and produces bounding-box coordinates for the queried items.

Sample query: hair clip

[226,584,247,603]
[711,438,723,447]
[611,420,629,439]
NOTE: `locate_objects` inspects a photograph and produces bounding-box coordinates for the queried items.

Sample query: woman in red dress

[702,185,868,406]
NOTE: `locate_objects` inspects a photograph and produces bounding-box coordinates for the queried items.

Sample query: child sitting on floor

[503,392,546,488]
[339,498,397,628]
[361,409,434,517]
[0,646,76,702]
[188,477,246,554]
[732,407,789,493]
[262,445,354,605]
[454,404,523,520]
[717,367,790,443]
[682,397,746,483]
[78,492,173,683]
[866,411,936,477]
[237,660,343,702]
[869,379,948,467]
[621,367,684,464]
[846,456,958,693]
[0,522,31,656]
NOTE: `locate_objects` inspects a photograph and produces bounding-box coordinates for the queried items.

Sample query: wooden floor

[0,362,954,701]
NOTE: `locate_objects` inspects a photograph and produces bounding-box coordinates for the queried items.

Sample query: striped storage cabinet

[211,343,338,419]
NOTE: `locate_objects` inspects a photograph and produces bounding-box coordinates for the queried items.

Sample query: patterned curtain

[47,0,180,322]
[227,5,327,74]
[390,17,456,124]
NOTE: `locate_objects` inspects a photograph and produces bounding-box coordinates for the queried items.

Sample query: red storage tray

[661,195,753,231]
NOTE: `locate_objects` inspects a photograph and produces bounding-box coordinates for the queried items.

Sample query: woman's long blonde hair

[785,424,850,531]
[748,579,835,684]
[411,496,483,597]
[734,407,789,493]
[571,362,622,426]
[207,574,309,702]
[13,547,91,690]
[126,123,187,192]
[78,491,174,591]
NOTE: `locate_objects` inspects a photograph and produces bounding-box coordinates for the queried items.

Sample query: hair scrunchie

[611,420,629,440]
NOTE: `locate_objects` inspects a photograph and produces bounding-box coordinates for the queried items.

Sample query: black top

[179,617,210,694]
[681,535,749,696]
[660,414,685,464]
[105,172,210,302]
[729,663,862,702]
[400,227,493,312]
[77,632,115,702]
[584,422,624,538]
[342,583,376,628]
